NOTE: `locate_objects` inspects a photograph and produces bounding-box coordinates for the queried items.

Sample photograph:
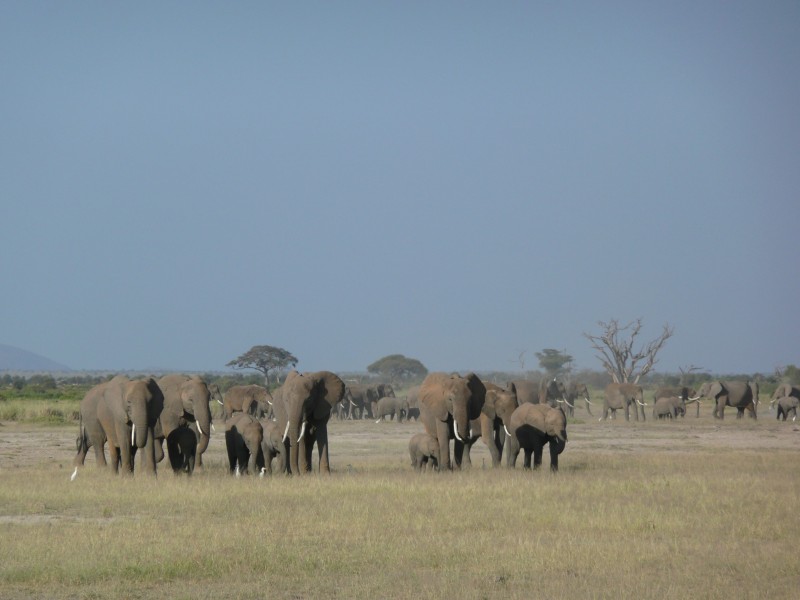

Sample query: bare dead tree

[510,349,527,371]
[583,318,675,384]
[678,364,704,386]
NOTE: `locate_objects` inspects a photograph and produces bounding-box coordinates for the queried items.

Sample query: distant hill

[0,344,72,372]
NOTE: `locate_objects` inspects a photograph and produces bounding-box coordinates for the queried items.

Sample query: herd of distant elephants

[70,370,800,479]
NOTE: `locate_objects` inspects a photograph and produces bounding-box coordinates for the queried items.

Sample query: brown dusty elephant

[462,382,518,468]
[506,403,567,472]
[224,412,264,475]
[694,381,756,420]
[274,370,345,475]
[564,382,594,417]
[156,374,218,473]
[74,375,163,477]
[409,433,440,472]
[259,419,285,475]
[221,384,273,420]
[602,383,647,421]
[373,396,409,422]
[419,372,486,471]
[774,396,799,421]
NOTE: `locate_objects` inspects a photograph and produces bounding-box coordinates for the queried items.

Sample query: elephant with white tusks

[506,403,567,472]
[774,396,799,421]
[74,375,163,478]
[770,384,800,412]
[602,383,647,421]
[419,372,486,471]
[563,382,594,417]
[693,381,756,420]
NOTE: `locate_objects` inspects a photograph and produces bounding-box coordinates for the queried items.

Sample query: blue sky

[2,2,798,375]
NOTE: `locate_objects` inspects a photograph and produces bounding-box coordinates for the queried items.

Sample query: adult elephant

[539,378,567,408]
[156,374,217,473]
[275,370,345,475]
[405,385,421,421]
[367,382,396,417]
[419,372,486,471]
[509,380,541,405]
[602,383,646,421]
[564,382,594,417]
[92,375,163,475]
[74,379,113,471]
[694,381,755,419]
[373,396,409,422]
[222,384,273,420]
[342,383,370,419]
[225,412,264,475]
[506,403,567,472]
[467,382,518,467]
[774,396,799,421]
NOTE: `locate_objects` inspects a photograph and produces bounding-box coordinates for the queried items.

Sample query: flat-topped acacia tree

[226,345,298,385]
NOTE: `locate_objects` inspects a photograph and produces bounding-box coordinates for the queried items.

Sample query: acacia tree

[226,345,298,384]
[535,349,573,378]
[367,354,428,382]
[583,318,674,384]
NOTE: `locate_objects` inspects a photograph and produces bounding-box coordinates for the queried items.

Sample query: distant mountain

[0,344,72,372]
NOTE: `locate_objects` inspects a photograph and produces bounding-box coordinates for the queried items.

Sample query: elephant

[166,425,197,475]
[461,382,518,468]
[602,383,647,421]
[259,419,286,475]
[221,384,273,420]
[409,433,440,472]
[367,382,396,417]
[694,381,756,420]
[505,403,567,472]
[655,386,699,417]
[274,370,345,475]
[653,396,687,420]
[373,396,409,422]
[509,380,542,405]
[539,378,567,408]
[419,372,486,471]
[224,412,264,475]
[774,396,799,421]
[156,374,218,473]
[405,385,421,421]
[770,383,800,404]
[342,383,371,419]
[76,375,163,476]
[564,382,594,417]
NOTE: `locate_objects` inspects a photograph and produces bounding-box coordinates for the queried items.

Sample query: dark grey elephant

[462,382,518,467]
[368,382,396,417]
[259,419,285,475]
[774,396,799,421]
[695,381,756,419]
[74,375,163,477]
[156,374,218,473]
[655,386,699,417]
[602,383,647,421]
[770,384,800,412]
[506,403,567,472]
[539,378,567,408]
[409,433,440,472]
[405,385,421,421]
[342,382,370,419]
[652,396,698,420]
[373,396,409,422]
[564,382,594,417]
[166,425,197,475]
[419,372,486,471]
[224,412,264,475]
[274,370,345,475]
[221,384,273,420]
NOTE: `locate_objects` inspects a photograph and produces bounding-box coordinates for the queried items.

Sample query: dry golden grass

[0,411,798,599]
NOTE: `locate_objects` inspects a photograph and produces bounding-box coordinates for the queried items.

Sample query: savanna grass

[0,416,798,599]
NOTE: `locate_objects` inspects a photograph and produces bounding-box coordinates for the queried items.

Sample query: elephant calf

[774,396,799,421]
[166,426,197,475]
[225,413,265,475]
[653,396,685,420]
[506,403,567,472]
[259,420,285,475]
[409,433,440,472]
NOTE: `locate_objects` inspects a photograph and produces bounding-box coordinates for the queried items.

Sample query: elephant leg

[522,448,533,470]
[533,446,543,470]
[154,439,165,464]
[316,425,330,474]
[435,420,451,470]
[483,428,501,468]
[453,439,466,469]
[107,445,120,474]
[225,432,237,474]
[92,443,107,467]
[548,442,559,472]
[115,423,134,474]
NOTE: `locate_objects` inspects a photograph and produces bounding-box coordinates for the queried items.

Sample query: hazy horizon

[2,3,798,376]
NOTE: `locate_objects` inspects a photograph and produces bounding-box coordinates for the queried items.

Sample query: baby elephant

[775,396,799,421]
[409,433,440,472]
[506,403,567,472]
[259,419,286,475]
[166,425,197,475]
[225,413,265,475]
[653,396,685,420]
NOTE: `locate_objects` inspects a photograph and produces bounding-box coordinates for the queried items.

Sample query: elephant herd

[72,370,795,479]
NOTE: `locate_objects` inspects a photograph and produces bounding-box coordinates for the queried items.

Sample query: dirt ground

[1,406,798,473]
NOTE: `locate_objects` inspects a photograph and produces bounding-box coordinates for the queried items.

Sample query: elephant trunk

[287,400,305,475]
[193,398,213,457]
[132,406,149,449]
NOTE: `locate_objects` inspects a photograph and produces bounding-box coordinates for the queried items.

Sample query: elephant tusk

[375,418,382,424]
[454,422,463,442]
[131,424,136,447]
[267,400,273,405]
[197,422,205,437]
[297,421,306,443]
[217,398,224,405]
[259,467,266,478]
[211,423,216,433]
[70,467,78,481]
[504,425,511,437]
[282,421,290,442]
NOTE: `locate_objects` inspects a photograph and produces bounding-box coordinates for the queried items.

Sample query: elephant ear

[314,371,345,408]
[464,372,486,419]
